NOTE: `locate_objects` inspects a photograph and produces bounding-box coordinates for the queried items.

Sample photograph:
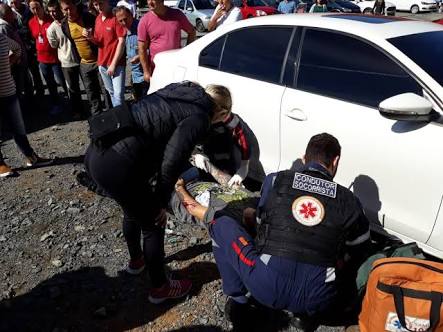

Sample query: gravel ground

[2,12,441,331]
[0,13,442,332]
[0,97,346,332]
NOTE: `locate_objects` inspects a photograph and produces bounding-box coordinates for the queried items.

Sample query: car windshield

[326,0,341,7]
[262,0,278,7]
[246,0,263,6]
[193,0,216,9]
[333,0,356,6]
[388,31,443,88]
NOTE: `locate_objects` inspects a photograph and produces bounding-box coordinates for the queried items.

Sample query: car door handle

[285,108,307,121]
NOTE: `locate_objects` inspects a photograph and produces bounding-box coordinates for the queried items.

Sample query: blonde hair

[205,84,232,114]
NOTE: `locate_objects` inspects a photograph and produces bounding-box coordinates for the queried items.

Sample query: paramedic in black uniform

[207,133,371,329]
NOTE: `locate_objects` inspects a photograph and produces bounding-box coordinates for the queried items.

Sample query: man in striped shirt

[0,33,52,177]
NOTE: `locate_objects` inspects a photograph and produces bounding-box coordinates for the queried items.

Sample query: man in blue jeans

[115,5,148,101]
[0,33,52,177]
[28,0,68,115]
[89,0,126,107]
[191,133,370,330]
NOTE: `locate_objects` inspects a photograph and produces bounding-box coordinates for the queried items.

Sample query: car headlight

[205,16,211,19]
[256,9,267,15]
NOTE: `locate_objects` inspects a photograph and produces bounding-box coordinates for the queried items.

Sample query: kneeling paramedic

[208,133,371,325]
[193,95,264,191]
[85,82,231,304]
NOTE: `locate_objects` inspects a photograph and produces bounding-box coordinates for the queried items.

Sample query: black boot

[224,297,255,331]
[289,313,319,332]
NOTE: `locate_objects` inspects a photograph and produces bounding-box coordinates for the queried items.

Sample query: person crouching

[84,81,231,304]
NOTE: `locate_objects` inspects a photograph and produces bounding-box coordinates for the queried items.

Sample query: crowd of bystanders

[0,0,200,177]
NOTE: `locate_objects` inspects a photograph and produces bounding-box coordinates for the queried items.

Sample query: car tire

[410,4,419,13]
[363,7,372,13]
[196,19,205,33]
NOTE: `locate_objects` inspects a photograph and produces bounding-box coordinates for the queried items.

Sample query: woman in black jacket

[373,0,385,15]
[85,81,231,303]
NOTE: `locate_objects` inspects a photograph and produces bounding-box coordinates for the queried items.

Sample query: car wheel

[363,7,372,13]
[247,14,254,18]
[196,19,205,33]
[410,4,419,13]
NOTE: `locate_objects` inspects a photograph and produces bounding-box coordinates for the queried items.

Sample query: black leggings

[85,143,167,287]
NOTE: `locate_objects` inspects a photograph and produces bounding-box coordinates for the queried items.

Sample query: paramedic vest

[256,165,358,267]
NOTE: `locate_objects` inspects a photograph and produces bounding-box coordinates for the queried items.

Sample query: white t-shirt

[211,5,242,28]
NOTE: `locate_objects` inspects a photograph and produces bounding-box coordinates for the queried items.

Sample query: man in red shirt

[86,0,126,107]
[10,0,45,99]
[28,0,67,115]
[137,0,195,84]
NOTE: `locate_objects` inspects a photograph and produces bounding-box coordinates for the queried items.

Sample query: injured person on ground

[170,157,260,233]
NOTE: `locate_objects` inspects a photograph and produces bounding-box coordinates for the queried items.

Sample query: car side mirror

[186,5,194,10]
[379,93,438,122]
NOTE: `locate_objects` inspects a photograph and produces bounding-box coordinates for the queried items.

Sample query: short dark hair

[47,0,59,8]
[304,133,341,168]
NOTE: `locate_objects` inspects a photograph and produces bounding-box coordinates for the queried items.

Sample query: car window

[178,0,185,8]
[193,0,216,9]
[262,0,278,7]
[186,0,194,9]
[388,31,443,89]
[297,28,422,107]
[219,27,293,84]
[199,36,226,70]
[247,0,268,6]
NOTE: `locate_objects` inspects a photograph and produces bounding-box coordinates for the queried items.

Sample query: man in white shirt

[46,0,84,118]
[208,0,242,31]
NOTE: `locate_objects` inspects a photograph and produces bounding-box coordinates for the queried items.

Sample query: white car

[164,0,178,6]
[177,0,216,32]
[351,0,396,14]
[388,0,437,13]
[150,14,443,259]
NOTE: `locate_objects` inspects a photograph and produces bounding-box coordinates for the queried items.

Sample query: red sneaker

[125,257,145,275]
[148,279,192,304]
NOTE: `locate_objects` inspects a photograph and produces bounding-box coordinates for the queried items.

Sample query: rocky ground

[3,12,442,332]
[0,97,345,332]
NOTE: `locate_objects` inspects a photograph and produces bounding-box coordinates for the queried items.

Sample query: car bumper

[420,4,438,10]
